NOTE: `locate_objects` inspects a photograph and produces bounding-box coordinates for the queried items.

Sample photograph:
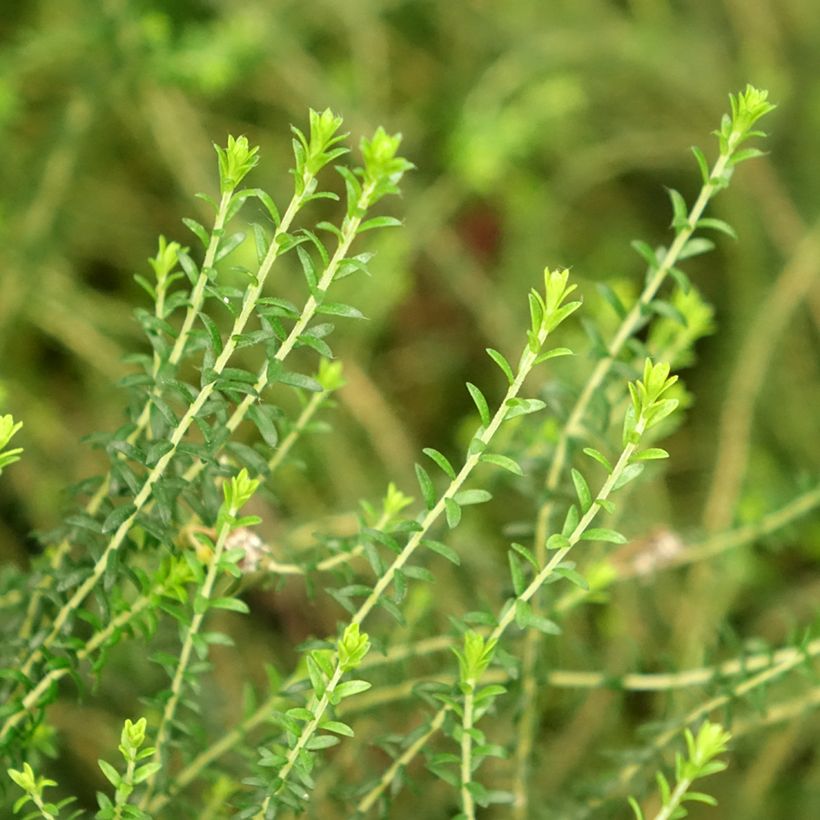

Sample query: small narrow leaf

[571,468,592,513]
[691,145,710,185]
[504,398,546,420]
[583,447,613,473]
[580,528,627,544]
[317,302,366,319]
[612,462,645,490]
[678,237,715,259]
[508,553,526,596]
[697,217,737,239]
[632,447,669,461]
[182,217,209,248]
[415,463,436,509]
[102,504,136,534]
[422,539,461,565]
[358,215,402,232]
[423,447,456,480]
[547,533,571,551]
[454,489,492,506]
[479,453,523,476]
[535,347,573,365]
[466,382,491,427]
[552,565,589,590]
[331,679,371,702]
[511,542,538,569]
[486,348,514,385]
[445,497,462,529]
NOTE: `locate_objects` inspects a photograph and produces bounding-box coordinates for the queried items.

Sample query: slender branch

[5,179,309,728]
[460,683,477,820]
[513,122,755,816]
[17,190,234,643]
[138,504,240,809]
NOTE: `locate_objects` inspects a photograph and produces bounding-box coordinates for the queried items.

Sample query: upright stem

[512,131,741,817]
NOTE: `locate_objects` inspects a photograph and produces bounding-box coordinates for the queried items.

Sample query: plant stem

[17,190,233,643]
[138,506,239,809]
[513,127,743,817]
[8,177,310,718]
[460,682,477,820]
[0,575,173,745]
[180,181,377,489]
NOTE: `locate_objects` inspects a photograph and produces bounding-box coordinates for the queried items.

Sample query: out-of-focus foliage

[1,1,818,818]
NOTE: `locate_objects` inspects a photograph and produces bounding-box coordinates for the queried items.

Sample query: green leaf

[423,447,456,480]
[422,539,461,565]
[535,346,573,365]
[215,231,246,263]
[583,447,613,473]
[454,489,492,506]
[321,720,354,737]
[358,215,402,232]
[445,497,462,529]
[306,655,327,699]
[511,541,538,569]
[515,600,561,634]
[306,735,340,750]
[678,237,715,260]
[332,679,371,701]
[486,347,514,385]
[612,463,645,490]
[597,283,628,319]
[415,463,436,509]
[98,759,121,788]
[691,145,710,185]
[466,382,491,427]
[596,497,616,514]
[133,762,162,784]
[552,565,589,589]
[508,553,526,596]
[504,398,546,420]
[199,313,224,356]
[316,302,366,319]
[666,187,690,229]
[276,370,323,392]
[479,452,523,476]
[571,468,592,513]
[697,217,737,239]
[102,504,136,534]
[211,597,250,613]
[631,239,659,269]
[633,447,669,461]
[547,533,571,551]
[580,528,627,544]
[247,404,279,449]
[182,217,209,248]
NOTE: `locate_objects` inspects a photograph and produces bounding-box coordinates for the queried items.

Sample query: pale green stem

[0,581,164,743]
[461,682,477,820]
[138,507,238,809]
[270,664,345,799]
[263,324,552,805]
[514,128,743,817]
[259,509,389,577]
[552,482,820,616]
[7,179,308,719]
[653,776,694,820]
[18,189,233,642]
[612,645,815,797]
[360,420,646,814]
[357,707,448,814]
[112,752,137,820]
[266,390,329,475]
[181,182,377,489]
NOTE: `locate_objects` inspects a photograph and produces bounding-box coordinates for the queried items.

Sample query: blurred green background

[1,0,819,817]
